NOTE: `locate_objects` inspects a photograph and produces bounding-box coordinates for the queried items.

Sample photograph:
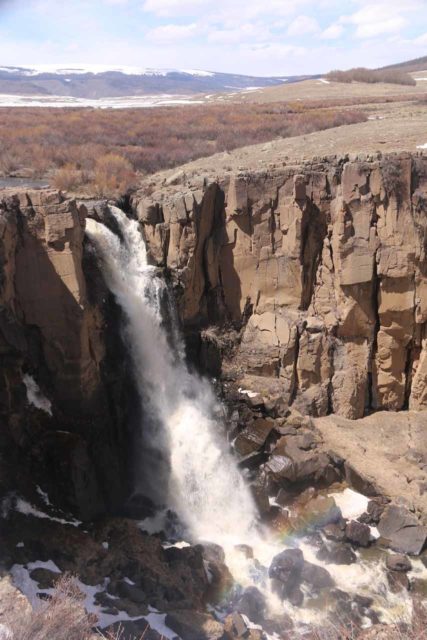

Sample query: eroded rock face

[133,152,427,420]
[0,191,133,518]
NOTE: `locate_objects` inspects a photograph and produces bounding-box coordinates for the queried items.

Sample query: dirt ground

[226,71,427,104]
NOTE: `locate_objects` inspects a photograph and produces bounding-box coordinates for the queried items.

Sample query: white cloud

[146,22,199,43]
[414,31,427,46]
[340,2,416,39]
[321,23,344,39]
[287,14,319,37]
[207,22,270,44]
[142,0,208,17]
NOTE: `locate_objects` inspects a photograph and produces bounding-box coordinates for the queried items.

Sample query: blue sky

[0,0,426,75]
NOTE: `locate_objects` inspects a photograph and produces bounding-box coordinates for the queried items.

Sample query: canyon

[1,150,427,638]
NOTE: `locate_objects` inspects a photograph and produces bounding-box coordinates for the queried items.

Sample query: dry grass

[0,573,165,640]
[0,105,366,193]
[326,68,416,86]
[3,574,94,640]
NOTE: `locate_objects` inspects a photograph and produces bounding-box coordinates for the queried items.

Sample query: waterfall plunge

[86,207,414,627]
[86,207,258,545]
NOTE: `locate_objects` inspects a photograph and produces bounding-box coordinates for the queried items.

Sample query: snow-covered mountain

[0,65,314,99]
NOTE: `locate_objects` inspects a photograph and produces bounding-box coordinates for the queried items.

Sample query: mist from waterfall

[85,207,258,545]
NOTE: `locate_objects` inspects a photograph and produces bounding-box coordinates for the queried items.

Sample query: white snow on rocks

[23,375,52,415]
[329,488,369,520]
[10,561,179,637]
[2,494,82,528]
[417,143,427,149]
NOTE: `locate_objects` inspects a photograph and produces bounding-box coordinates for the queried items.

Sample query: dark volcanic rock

[385,554,412,572]
[234,586,266,623]
[224,612,263,640]
[165,610,224,640]
[378,505,427,555]
[269,548,304,603]
[301,561,334,591]
[387,570,410,593]
[269,548,304,584]
[317,541,357,565]
[345,520,371,547]
[234,418,274,456]
[323,521,347,542]
[29,568,59,589]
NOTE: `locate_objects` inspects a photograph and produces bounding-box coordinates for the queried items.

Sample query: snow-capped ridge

[0,64,215,77]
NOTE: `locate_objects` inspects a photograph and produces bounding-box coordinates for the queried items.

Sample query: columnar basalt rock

[133,152,427,419]
[0,190,131,518]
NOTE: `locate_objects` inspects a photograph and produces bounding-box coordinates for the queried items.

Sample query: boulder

[234,586,266,624]
[387,571,410,593]
[115,580,147,604]
[103,620,162,640]
[234,419,274,456]
[268,548,304,584]
[323,522,346,542]
[385,554,412,572]
[224,612,263,639]
[29,568,59,589]
[165,611,224,640]
[378,505,427,555]
[268,548,304,603]
[301,561,334,591]
[300,496,342,530]
[345,520,371,547]
[317,541,357,565]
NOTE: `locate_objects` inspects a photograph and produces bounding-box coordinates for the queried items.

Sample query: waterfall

[85,207,258,545]
[86,207,415,627]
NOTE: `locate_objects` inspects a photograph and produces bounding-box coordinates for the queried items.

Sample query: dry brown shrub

[3,574,94,640]
[380,155,404,201]
[52,163,87,192]
[93,153,136,197]
[326,67,416,86]
[0,150,21,175]
[0,105,368,186]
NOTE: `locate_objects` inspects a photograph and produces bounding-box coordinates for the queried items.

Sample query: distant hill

[378,55,427,73]
[0,65,314,99]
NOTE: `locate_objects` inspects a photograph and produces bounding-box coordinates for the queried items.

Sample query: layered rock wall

[134,152,427,419]
[0,190,131,518]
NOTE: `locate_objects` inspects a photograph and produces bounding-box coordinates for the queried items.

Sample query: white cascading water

[86,207,414,628]
[86,207,258,544]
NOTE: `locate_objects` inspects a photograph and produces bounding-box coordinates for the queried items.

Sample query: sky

[0,0,426,76]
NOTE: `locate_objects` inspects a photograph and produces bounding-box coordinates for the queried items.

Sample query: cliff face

[0,190,132,519]
[1,153,426,517]
[134,152,427,419]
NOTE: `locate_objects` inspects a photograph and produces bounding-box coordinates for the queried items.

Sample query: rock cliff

[134,152,427,420]
[0,190,133,519]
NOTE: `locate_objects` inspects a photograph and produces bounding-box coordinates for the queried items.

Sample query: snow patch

[0,624,13,640]
[417,143,427,149]
[13,496,82,527]
[36,485,51,506]
[23,375,52,415]
[318,78,330,84]
[0,64,214,77]
[330,488,369,520]
[238,388,259,399]
[0,93,205,109]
